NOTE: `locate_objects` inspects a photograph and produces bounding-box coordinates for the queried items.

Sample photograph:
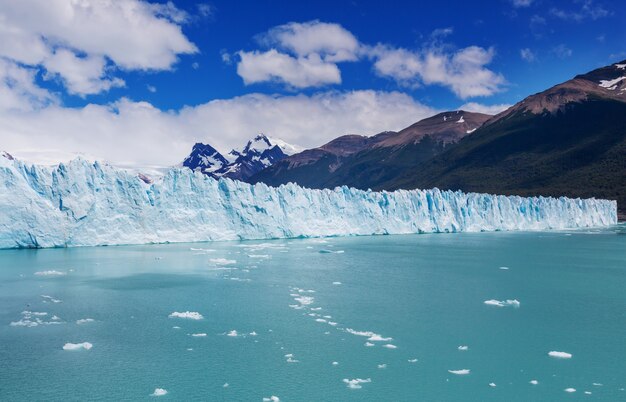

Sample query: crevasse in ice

[0,155,617,249]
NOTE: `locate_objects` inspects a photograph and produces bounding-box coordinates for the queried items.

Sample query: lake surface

[1,227,625,401]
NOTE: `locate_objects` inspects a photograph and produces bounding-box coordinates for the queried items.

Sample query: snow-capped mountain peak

[181,135,301,181]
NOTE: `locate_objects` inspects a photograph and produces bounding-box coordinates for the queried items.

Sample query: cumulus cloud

[2,90,435,167]
[0,0,197,96]
[236,50,341,88]
[259,20,360,62]
[235,21,359,88]
[234,20,505,99]
[368,45,506,98]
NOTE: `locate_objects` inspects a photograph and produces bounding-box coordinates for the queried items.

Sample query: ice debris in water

[168,311,203,320]
[343,378,371,389]
[548,351,572,359]
[484,299,520,307]
[63,342,92,351]
[0,156,616,248]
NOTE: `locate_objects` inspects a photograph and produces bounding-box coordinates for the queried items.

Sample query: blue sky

[1,0,624,166]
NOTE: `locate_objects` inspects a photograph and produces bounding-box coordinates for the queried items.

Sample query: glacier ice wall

[0,156,618,249]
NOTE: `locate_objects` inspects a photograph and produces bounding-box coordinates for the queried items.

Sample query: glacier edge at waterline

[0,156,617,249]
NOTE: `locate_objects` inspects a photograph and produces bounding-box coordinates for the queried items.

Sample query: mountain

[386,60,626,216]
[182,134,298,181]
[250,111,491,189]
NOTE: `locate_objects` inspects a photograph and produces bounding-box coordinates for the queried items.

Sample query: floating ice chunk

[378,364,387,369]
[315,318,327,323]
[191,333,207,337]
[484,299,520,307]
[564,388,576,393]
[249,331,257,336]
[294,296,314,306]
[169,311,203,320]
[310,307,322,311]
[332,281,342,285]
[408,358,418,363]
[76,318,95,325]
[343,378,371,389]
[365,342,375,347]
[210,258,236,265]
[592,383,603,386]
[328,321,338,326]
[262,396,280,402]
[458,345,469,351]
[41,295,62,303]
[489,383,496,387]
[223,383,229,388]
[382,344,397,349]
[499,266,509,270]
[448,369,470,375]
[227,330,238,337]
[548,351,572,359]
[248,254,269,259]
[530,380,539,385]
[150,388,167,397]
[34,270,66,276]
[172,326,181,329]
[63,342,92,351]
[345,328,392,341]
[584,391,592,395]
[332,361,339,366]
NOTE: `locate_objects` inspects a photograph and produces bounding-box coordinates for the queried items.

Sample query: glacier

[0,155,617,249]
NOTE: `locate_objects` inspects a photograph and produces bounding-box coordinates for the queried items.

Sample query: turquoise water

[1,227,625,401]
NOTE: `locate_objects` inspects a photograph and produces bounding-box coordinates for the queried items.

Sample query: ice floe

[408,358,418,363]
[378,364,387,369]
[10,311,62,327]
[530,380,539,385]
[227,330,238,337]
[63,342,92,351]
[209,258,236,265]
[564,388,576,393]
[34,270,66,276]
[548,351,572,359]
[484,299,520,307]
[343,378,371,389]
[489,383,496,387]
[345,328,392,342]
[458,345,469,351]
[332,361,339,366]
[191,333,207,337]
[169,311,203,320]
[262,396,280,402]
[76,318,95,325]
[41,295,62,303]
[448,369,470,375]
[332,281,342,285]
[150,388,168,397]
[365,342,375,347]
[383,344,397,349]
[248,254,270,259]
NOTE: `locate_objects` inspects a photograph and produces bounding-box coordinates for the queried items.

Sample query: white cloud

[0,59,56,111]
[520,48,536,62]
[237,50,341,88]
[235,21,359,88]
[553,44,573,59]
[460,102,512,115]
[369,45,506,99]
[43,49,125,96]
[0,0,197,95]
[550,1,610,21]
[1,90,435,167]
[511,0,534,7]
[259,20,360,62]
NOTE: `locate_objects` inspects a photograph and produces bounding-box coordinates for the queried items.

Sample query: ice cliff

[0,155,617,249]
